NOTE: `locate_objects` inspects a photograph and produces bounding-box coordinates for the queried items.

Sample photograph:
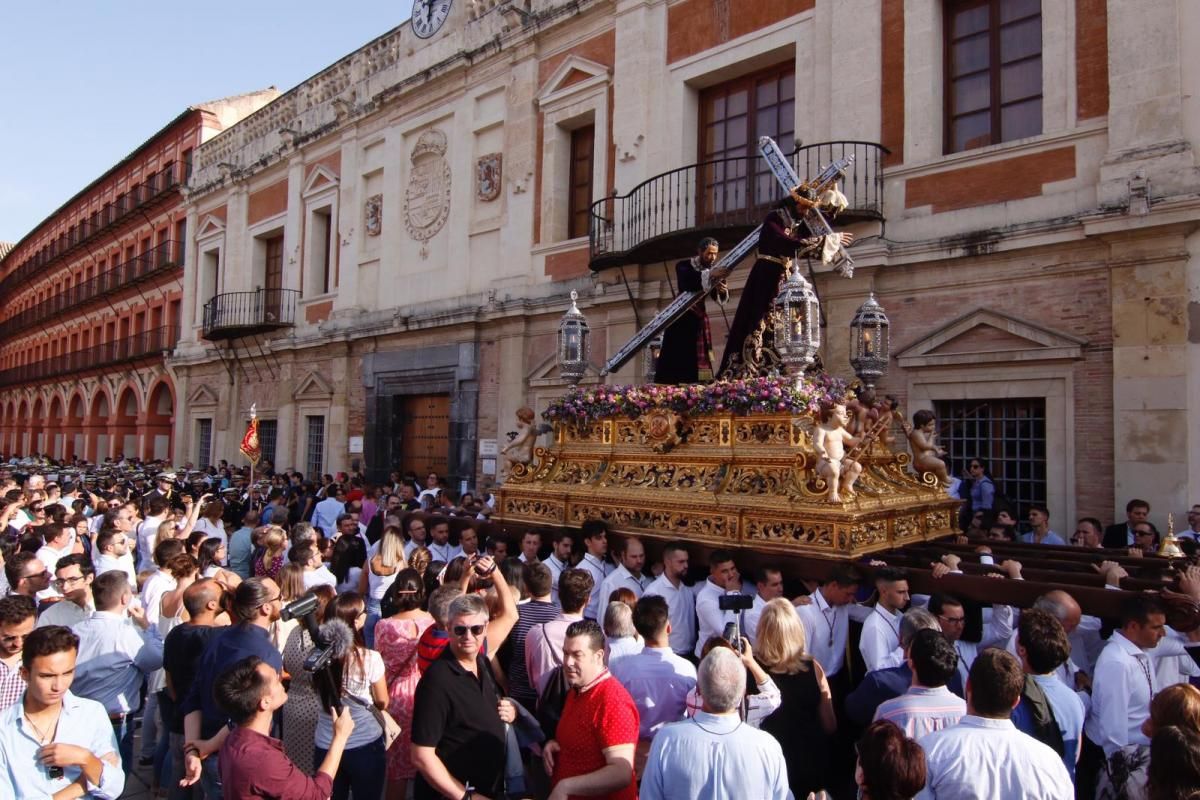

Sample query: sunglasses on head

[452,624,486,638]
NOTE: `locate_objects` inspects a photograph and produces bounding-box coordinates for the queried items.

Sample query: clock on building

[411,0,452,39]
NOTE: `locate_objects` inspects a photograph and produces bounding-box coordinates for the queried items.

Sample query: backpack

[535,624,569,739]
[1020,675,1065,757]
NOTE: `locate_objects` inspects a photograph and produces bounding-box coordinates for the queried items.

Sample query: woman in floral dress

[373,569,433,800]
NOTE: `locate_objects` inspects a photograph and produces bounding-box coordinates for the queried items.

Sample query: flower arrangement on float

[542,373,849,425]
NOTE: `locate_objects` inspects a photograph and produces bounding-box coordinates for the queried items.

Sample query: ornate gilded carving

[682,418,725,446]
[568,503,734,541]
[745,518,835,549]
[600,462,723,492]
[640,409,682,453]
[893,515,921,541]
[725,465,792,496]
[502,496,564,523]
[734,419,791,445]
[549,460,601,486]
[850,519,889,549]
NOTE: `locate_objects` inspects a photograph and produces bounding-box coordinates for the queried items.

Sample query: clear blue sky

[0,1,408,243]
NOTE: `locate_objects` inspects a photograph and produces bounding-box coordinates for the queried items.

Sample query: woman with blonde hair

[253,525,287,580]
[408,545,432,578]
[359,523,407,646]
[756,597,837,797]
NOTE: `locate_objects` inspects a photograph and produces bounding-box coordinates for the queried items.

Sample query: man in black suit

[1103,498,1150,549]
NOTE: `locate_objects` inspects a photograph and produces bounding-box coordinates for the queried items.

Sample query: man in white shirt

[693,549,744,659]
[293,544,337,590]
[140,539,185,628]
[136,495,170,573]
[402,516,429,559]
[516,530,541,564]
[1085,595,1200,782]
[1180,503,1200,542]
[37,555,95,629]
[795,565,868,684]
[860,566,910,672]
[34,523,73,601]
[874,629,965,739]
[311,484,345,536]
[425,516,461,564]
[93,529,137,591]
[524,568,592,693]
[928,584,1015,688]
[577,520,613,620]
[544,530,573,606]
[643,541,697,658]
[918,648,1073,799]
[610,594,698,774]
[598,536,651,605]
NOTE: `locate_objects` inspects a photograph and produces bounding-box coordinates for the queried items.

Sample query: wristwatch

[461,784,474,800]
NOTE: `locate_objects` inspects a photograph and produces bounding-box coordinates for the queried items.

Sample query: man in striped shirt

[874,628,966,738]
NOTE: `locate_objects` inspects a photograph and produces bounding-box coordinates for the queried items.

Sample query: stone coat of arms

[404,128,452,256]
[476,153,502,202]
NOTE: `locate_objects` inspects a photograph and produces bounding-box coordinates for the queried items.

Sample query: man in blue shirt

[180,577,284,799]
[641,647,789,799]
[1013,608,1087,780]
[0,625,124,798]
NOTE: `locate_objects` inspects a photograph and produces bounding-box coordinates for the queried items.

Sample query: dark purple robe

[655,258,718,384]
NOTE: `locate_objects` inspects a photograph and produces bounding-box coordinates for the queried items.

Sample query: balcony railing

[0,162,179,296]
[0,240,182,339]
[202,288,300,341]
[0,326,179,389]
[588,141,887,270]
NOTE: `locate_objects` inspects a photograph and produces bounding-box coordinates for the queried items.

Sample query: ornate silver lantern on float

[849,292,890,390]
[643,333,664,383]
[557,290,591,385]
[773,261,822,379]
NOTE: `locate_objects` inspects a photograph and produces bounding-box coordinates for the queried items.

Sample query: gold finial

[1160,512,1184,558]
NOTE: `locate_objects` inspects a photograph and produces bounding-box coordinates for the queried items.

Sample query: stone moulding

[498,411,960,559]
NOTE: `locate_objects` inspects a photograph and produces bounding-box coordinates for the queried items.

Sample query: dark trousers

[314,736,385,800]
[1077,735,1106,800]
[111,715,136,776]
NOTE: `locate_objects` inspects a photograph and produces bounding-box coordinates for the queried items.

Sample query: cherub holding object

[813,403,863,503]
[500,406,538,478]
[902,409,950,485]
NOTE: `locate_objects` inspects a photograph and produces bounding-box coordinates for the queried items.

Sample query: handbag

[347,694,402,750]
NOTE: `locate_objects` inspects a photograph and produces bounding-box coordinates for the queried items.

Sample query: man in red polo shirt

[543,619,639,800]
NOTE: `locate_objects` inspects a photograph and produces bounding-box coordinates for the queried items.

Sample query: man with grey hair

[846,606,963,726]
[640,648,789,799]
[604,601,642,667]
[412,557,518,800]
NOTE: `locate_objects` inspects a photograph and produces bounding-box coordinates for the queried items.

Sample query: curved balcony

[202,288,300,341]
[588,141,887,271]
[0,326,178,390]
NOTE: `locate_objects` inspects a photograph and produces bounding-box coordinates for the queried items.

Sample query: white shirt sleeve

[859,614,903,673]
[981,603,1015,649]
[694,589,730,657]
[1090,655,1136,756]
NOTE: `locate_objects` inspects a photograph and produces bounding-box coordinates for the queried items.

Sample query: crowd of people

[1,456,1200,799]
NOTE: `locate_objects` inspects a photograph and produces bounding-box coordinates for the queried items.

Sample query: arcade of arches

[0,377,176,463]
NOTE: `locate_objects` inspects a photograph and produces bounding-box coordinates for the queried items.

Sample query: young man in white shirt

[293,544,337,590]
[598,535,651,605]
[92,529,137,591]
[795,565,868,685]
[425,516,461,564]
[859,566,910,673]
[136,495,170,573]
[37,555,95,629]
[516,530,541,564]
[643,541,696,658]
[918,648,1072,799]
[544,530,573,606]
[693,549,745,659]
[577,520,613,621]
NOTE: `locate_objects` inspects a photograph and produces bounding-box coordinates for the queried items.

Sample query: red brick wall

[905,146,1077,213]
[248,179,288,226]
[544,245,591,280]
[666,0,815,64]
[1075,0,1109,121]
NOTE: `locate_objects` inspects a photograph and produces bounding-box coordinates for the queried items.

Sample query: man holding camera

[694,549,750,658]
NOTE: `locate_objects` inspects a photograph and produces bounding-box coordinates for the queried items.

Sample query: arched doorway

[66,393,86,462]
[30,397,46,457]
[17,399,30,457]
[48,396,66,461]
[145,380,175,462]
[113,386,139,462]
[88,391,111,463]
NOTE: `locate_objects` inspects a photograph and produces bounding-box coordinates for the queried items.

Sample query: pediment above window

[536,56,611,110]
[895,308,1086,369]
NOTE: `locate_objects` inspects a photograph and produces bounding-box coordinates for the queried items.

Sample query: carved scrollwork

[791,416,815,447]
[745,518,834,548]
[893,515,921,541]
[682,418,724,446]
[924,509,954,533]
[502,496,564,522]
[568,503,733,540]
[614,422,638,445]
[725,466,791,496]
[600,462,723,492]
[734,419,791,445]
[850,520,888,549]
[549,460,601,485]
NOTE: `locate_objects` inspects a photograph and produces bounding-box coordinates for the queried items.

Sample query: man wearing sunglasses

[412,562,519,800]
[4,552,51,601]
[0,594,36,707]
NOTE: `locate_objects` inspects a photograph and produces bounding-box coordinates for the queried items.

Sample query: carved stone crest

[364,194,383,236]
[403,128,451,257]
[476,153,502,202]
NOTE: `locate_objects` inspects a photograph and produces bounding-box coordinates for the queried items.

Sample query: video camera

[718,593,755,653]
[281,592,337,673]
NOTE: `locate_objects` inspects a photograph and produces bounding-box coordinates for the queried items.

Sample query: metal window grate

[257,420,278,468]
[932,398,1047,524]
[197,418,213,469]
[306,415,325,478]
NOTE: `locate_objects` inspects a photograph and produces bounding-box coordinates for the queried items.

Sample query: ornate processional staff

[601,137,854,376]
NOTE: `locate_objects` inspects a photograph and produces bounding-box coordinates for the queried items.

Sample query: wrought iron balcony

[588,141,887,271]
[0,162,179,296]
[202,288,300,341]
[0,240,182,339]
[0,326,179,389]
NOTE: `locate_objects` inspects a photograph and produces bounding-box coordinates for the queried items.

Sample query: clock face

[411,0,452,39]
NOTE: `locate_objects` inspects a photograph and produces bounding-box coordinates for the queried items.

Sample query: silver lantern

[849,292,890,389]
[558,290,591,385]
[644,333,664,383]
[773,260,821,379]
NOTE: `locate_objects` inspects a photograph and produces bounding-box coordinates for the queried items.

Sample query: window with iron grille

[944,0,1042,153]
[933,398,1046,524]
[196,418,213,469]
[257,419,278,468]
[306,415,326,478]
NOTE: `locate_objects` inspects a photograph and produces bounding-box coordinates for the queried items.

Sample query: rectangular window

[174,218,187,263]
[944,0,1042,153]
[263,234,285,321]
[182,148,194,182]
[196,418,213,468]
[305,415,326,478]
[698,62,795,220]
[567,125,595,240]
[308,208,334,295]
[257,419,278,467]
[933,397,1047,527]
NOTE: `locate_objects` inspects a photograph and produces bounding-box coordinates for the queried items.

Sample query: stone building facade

[0,91,277,463]
[170,0,1199,529]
